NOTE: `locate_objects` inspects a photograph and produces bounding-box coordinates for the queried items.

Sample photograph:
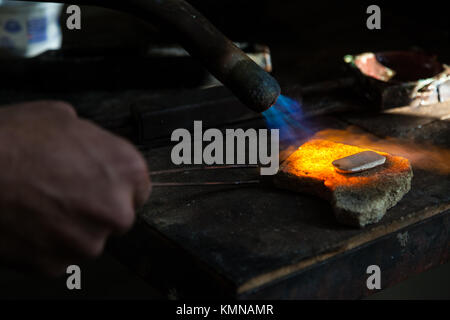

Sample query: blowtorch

[19,0,281,113]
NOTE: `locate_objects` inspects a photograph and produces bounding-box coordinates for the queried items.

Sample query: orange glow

[279,139,411,196]
[314,127,450,176]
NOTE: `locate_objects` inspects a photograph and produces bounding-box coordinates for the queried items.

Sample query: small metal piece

[438,79,450,103]
[332,151,386,173]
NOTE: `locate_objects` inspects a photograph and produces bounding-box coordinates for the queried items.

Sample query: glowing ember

[278,139,410,192]
[314,127,450,175]
[275,139,413,227]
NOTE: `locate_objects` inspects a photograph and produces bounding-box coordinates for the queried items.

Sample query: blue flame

[263,94,310,142]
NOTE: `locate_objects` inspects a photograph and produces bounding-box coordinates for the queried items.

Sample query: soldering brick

[274,139,413,227]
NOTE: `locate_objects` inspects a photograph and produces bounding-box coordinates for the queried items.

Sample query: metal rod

[20,0,280,112]
[150,164,259,176]
[152,180,260,187]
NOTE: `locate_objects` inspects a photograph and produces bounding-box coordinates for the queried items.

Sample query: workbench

[0,53,448,300]
[119,95,450,299]
[0,43,448,298]
[6,81,443,299]
[0,2,448,296]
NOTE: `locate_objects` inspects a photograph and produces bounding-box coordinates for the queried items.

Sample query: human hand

[0,100,150,276]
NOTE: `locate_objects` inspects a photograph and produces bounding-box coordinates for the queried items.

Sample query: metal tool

[150,165,260,187]
[21,0,281,113]
[345,51,450,108]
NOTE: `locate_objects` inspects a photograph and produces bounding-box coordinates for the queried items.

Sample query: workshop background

[0,0,449,299]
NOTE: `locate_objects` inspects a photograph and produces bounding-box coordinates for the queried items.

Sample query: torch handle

[20,0,281,113]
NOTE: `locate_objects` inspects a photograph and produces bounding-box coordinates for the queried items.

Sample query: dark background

[0,0,449,299]
[57,0,450,88]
